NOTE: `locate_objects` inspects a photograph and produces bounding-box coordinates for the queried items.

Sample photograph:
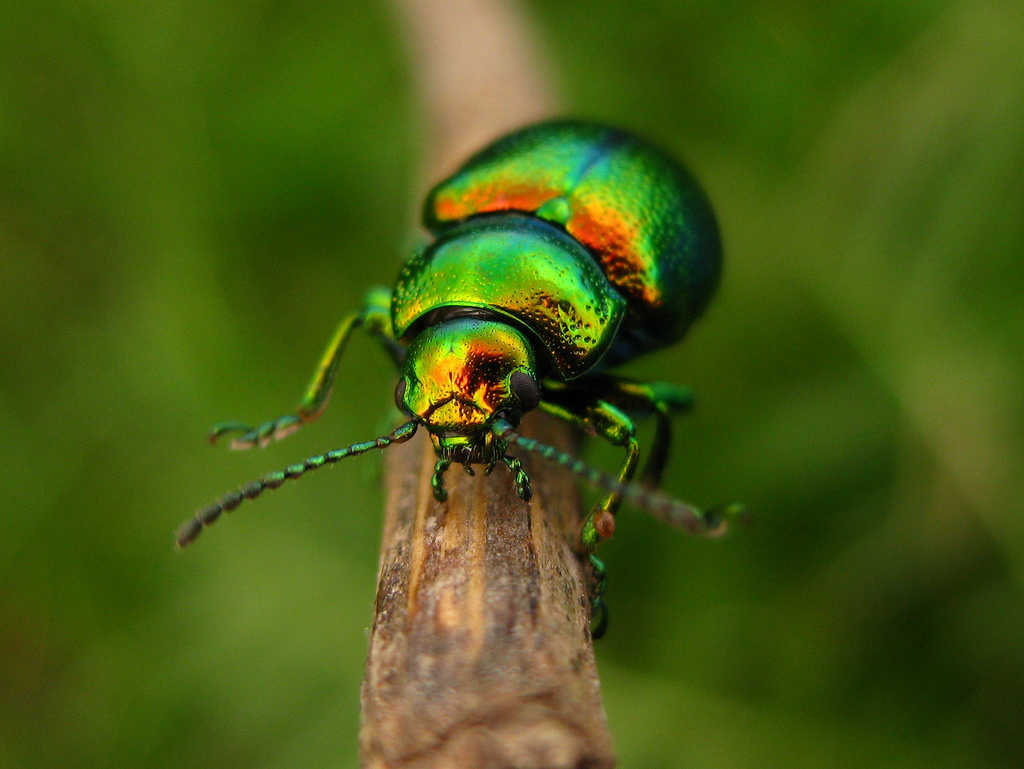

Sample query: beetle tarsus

[500,453,532,501]
[208,421,253,445]
[588,554,609,639]
[208,414,304,450]
[431,458,451,502]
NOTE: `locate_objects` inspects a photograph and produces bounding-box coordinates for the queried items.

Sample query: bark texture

[361,419,614,768]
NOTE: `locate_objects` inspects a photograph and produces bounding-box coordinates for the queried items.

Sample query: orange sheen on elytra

[424,121,720,359]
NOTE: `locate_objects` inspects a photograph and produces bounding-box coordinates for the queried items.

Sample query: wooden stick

[361,420,614,767]
[360,2,614,767]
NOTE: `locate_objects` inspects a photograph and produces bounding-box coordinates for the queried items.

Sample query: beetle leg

[483,438,503,476]
[599,379,693,487]
[501,453,532,501]
[360,285,406,366]
[209,288,398,450]
[431,457,452,502]
[537,397,639,549]
[588,554,609,639]
[548,377,693,487]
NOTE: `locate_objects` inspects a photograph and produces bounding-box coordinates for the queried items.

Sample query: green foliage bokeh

[1,1,1021,767]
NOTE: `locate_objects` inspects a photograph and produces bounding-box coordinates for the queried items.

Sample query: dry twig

[360,2,614,767]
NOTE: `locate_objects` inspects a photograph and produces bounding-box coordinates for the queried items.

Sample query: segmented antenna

[490,418,744,536]
[176,420,418,549]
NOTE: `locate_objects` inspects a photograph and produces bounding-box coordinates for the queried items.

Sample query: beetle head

[395,318,541,462]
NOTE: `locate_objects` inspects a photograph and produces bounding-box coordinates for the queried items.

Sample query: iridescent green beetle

[178,120,740,631]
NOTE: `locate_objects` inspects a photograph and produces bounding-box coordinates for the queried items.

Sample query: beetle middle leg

[593,378,693,487]
[540,376,695,547]
[537,394,639,549]
[209,287,398,449]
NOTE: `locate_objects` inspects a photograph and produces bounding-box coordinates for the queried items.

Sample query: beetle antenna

[176,420,419,549]
[492,419,744,536]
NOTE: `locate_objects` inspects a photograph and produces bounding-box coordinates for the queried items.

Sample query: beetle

[177,119,741,634]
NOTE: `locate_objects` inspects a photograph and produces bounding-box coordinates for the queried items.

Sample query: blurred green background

[2,0,1022,767]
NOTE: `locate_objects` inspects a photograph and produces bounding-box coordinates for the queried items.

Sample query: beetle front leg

[431,457,452,502]
[210,288,396,450]
[501,453,532,501]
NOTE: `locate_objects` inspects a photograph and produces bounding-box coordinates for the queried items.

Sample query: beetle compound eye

[394,378,409,414]
[509,371,540,412]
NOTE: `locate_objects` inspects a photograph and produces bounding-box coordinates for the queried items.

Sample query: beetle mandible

[178,120,740,628]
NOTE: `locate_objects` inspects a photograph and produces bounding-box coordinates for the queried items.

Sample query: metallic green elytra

[423,120,722,357]
[178,119,743,637]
